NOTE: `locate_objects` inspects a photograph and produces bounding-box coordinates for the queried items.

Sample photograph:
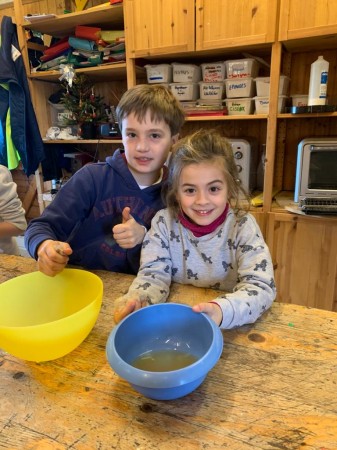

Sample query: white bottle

[308,56,329,106]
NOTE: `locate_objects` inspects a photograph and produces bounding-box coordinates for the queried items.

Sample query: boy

[24,84,185,276]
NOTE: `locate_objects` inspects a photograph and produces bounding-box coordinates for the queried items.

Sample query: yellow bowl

[0,269,103,362]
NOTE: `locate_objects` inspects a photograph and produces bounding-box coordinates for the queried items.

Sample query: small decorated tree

[61,72,107,138]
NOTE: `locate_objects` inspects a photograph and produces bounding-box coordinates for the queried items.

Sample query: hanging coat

[0,16,44,176]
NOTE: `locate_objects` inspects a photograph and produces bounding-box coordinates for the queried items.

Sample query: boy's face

[177,161,229,226]
[121,110,179,186]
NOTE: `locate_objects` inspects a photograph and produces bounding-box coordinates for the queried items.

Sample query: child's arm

[193,215,276,329]
[113,210,172,323]
[215,218,276,328]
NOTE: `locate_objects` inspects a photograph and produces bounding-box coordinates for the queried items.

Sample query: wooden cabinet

[279,0,337,41]
[123,0,195,57]
[196,0,278,51]
[267,212,337,311]
[124,0,278,57]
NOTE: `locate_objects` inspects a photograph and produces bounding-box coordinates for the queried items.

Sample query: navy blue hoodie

[25,150,166,274]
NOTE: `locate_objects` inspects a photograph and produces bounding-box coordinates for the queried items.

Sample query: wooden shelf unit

[6,0,337,311]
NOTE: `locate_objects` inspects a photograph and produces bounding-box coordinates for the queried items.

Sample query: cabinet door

[279,0,337,40]
[124,0,195,57]
[196,0,278,51]
[267,212,337,311]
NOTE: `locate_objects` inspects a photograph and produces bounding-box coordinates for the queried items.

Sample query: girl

[114,129,276,329]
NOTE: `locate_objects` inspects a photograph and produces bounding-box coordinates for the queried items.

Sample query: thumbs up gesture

[112,206,147,249]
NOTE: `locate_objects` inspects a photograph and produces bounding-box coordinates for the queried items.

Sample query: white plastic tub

[291,94,308,107]
[199,82,225,100]
[145,64,173,83]
[49,101,72,126]
[225,98,254,115]
[200,62,226,82]
[225,77,255,98]
[172,63,201,83]
[225,58,259,79]
[255,75,290,97]
[170,83,199,101]
[254,95,288,114]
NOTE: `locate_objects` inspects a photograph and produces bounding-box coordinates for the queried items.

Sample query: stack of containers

[224,58,258,115]
[254,75,290,113]
[169,63,201,105]
[199,61,226,107]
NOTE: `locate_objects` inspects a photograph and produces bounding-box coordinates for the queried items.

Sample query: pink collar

[178,204,229,237]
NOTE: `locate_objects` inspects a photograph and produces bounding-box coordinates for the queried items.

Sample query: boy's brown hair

[116,84,185,136]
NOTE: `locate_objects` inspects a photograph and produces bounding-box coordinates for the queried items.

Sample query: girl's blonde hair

[116,84,185,136]
[163,129,250,217]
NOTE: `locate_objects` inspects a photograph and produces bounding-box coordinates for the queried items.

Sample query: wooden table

[1,255,337,450]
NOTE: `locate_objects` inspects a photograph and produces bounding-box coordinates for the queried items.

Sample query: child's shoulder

[152,208,177,226]
[228,210,260,231]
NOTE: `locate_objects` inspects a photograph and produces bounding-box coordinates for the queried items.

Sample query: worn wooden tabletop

[1,255,337,450]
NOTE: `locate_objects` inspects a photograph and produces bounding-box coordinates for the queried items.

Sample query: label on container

[203,65,224,82]
[319,71,328,98]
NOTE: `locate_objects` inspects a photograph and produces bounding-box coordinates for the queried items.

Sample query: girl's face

[177,161,229,226]
[122,110,178,186]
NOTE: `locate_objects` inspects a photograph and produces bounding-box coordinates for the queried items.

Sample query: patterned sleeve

[121,210,173,304]
[214,215,276,329]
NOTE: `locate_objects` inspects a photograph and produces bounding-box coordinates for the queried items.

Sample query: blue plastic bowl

[106,303,223,400]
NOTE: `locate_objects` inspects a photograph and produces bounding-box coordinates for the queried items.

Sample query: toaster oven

[294,137,337,214]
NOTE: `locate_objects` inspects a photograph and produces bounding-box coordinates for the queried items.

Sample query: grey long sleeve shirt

[121,208,276,329]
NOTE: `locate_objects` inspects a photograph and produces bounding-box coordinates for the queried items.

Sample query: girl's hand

[37,239,73,277]
[192,302,223,326]
[114,297,149,324]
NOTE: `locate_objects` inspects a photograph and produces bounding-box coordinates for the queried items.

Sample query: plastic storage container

[225,77,255,98]
[200,62,226,82]
[172,63,201,82]
[308,55,329,106]
[145,64,173,83]
[291,94,308,107]
[254,95,288,114]
[170,83,199,101]
[225,98,254,115]
[225,58,259,79]
[49,101,72,126]
[199,82,225,100]
[255,75,290,97]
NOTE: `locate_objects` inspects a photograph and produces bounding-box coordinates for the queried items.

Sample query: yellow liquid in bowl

[132,350,198,372]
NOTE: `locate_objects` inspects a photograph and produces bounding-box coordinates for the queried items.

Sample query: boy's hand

[192,302,223,326]
[37,239,73,277]
[112,207,146,248]
[114,297,149,323]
